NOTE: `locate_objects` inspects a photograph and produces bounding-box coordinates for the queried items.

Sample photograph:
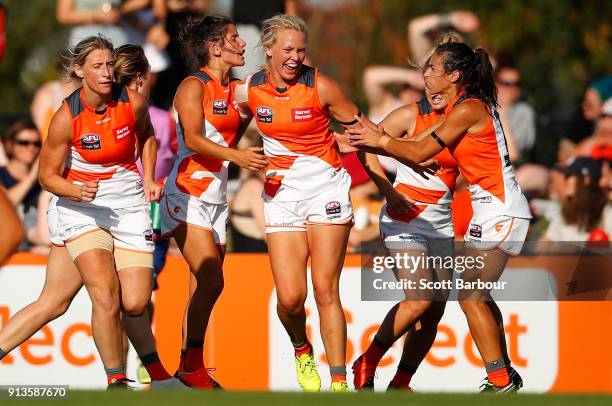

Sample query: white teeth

[286,63,298,68]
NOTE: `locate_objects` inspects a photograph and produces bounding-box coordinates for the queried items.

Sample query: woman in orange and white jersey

[39,35,163,388]
[159,15,265,389]
[349,41,531,392]
[352,88,458,390]
[1,44,181,388]
[236,14,374,392]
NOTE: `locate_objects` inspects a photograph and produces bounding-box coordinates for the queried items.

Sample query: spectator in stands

[575,98,612,158]
[0,120,42,251]
[407,10,479,66]
[30,60,80,141]
[494,59,550,199]
[57,0,126,47]
[541,157,611,242]
[362,66,424,175]
[559,75,612,163]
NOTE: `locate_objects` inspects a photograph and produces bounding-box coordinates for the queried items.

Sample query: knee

[194,271,224,300]
[37,297,71,320]
[314,286,340,306]
[399,299,433,318]
[91,289,120,316]
[277,293,306,316]
[122,295,150,316]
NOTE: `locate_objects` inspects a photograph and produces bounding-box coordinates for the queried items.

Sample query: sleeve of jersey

[233,79,251,119]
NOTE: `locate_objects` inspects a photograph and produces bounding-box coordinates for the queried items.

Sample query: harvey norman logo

[114,126,130,142]
[292,107,313,122]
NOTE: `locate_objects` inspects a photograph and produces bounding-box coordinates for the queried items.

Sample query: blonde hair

[259,14,308,71]
[63,35,114,81]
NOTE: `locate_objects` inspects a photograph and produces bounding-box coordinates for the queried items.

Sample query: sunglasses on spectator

[14,139,42,147]
[497,79,521,87]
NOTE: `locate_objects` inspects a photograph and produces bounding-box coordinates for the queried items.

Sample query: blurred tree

[302,0,611,166]
[0,0,67,135]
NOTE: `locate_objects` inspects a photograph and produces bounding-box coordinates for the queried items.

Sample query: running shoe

[480,367,523,393]
[295,353,321,392]
[175,366,215,389]
[352,355,376,390]
[330,381,350,392]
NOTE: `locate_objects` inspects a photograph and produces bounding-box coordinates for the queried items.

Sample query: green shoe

[137,362,151,384]
[330,381,350,392]
[295,353,321,393]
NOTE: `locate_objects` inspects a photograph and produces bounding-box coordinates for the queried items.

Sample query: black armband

[430,131,446,148]
[337,110,362,126]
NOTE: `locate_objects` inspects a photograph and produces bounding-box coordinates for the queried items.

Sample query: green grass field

[3,391,611,405]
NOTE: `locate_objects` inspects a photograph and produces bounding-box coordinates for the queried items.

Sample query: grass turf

[2,391,611,405]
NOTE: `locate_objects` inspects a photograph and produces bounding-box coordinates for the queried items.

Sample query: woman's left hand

[144,179,162,202]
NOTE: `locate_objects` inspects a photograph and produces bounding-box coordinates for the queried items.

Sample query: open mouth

[283,62,300,74]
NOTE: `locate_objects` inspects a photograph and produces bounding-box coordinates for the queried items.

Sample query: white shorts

[47,196,63,247]
[379,204,454,258]
[57,201,154,253]
[464,215,530,256]
[264,179,353,233]
[160,193,228,245]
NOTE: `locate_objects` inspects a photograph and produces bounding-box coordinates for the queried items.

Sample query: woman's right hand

[232,147,268,171]
[70,180,99,202]
[385,189,416,214]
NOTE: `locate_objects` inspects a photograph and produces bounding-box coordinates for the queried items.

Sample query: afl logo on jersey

[81,134,101,150]
[257,106,273,123]
[469,224,482,239]
[213,99,228,115]
[325,200,341,215]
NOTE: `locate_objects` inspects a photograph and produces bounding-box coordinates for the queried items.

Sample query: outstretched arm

[349,100,482,164]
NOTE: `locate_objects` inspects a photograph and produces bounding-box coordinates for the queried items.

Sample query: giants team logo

[257,106,273,123]
[469,224,482,238]
[213,99,228,115]
[292,107,313,122]
[113,126,131,142]
[81,134,101,150]
[325,201,341,215]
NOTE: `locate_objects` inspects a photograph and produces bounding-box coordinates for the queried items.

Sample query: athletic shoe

[352,355,376,390]
[175,366,215,389]
[137,362,151,384]
[106,377,133,390]
[150,376,187,389]
[480,367,523,393]
[295,353,321,392]
[386,383,415,392]
[330,381,350,392]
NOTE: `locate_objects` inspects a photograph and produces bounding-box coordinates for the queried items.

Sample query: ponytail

[435,42,498,108]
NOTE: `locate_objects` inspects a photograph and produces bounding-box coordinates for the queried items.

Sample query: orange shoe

[352,355,376,390]
[175,366,215,389]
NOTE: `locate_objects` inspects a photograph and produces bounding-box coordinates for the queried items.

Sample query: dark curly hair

[179,14,234,71]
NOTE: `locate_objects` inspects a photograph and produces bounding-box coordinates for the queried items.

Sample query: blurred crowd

[0,1,610,255]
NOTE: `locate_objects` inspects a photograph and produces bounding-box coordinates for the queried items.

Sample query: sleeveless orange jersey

[61,83,145,209]
[387,97,459,230]
[445,93,530,220]
[246,65,345,201]
[164,67,242,204]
